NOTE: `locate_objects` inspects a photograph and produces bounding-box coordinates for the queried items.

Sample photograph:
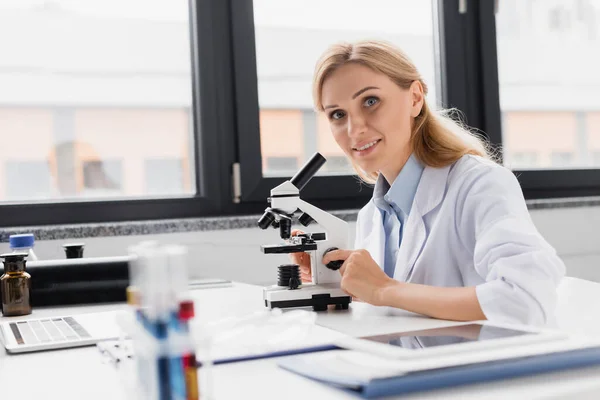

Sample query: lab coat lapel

[393,203,426,282]
[393,164,452,282]
[363,207,385,271]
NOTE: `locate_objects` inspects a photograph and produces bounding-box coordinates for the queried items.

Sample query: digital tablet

[336,322,567,359]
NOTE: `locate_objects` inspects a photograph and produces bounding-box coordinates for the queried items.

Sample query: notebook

[278,332,600,399]
[279,346,600,398]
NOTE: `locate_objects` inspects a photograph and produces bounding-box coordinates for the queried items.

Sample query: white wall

[529,207,600,282]
[1,206,599,285]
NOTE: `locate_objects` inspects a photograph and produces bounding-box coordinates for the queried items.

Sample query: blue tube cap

[9,234,35,249]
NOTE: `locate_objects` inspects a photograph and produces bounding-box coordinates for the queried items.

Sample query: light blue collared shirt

[372,154,424,278]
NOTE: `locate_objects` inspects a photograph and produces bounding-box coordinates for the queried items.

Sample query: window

[497,0,596,170]
[82,160,123,195]
[145,159,184,195]
[502,112,578,169]
[497,2,600,171]
[259,110,304,177]
[592,151,600,166]
[493,0,600,197]
[5,0,599,227]
[253,0,438,177]
[494,0,521,39]
[323,156,352,175]
[234,0,440,202]
[551,152,575,168]
[508,152,539,169]
[589,112,600,164]
[549,6,571,32]
[0,0,238,227]
[0,1,195,204]
[4,161,53,201]
[265,157,299,177]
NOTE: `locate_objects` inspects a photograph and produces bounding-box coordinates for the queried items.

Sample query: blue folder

[278,346,600,398]
[207,344,339,366]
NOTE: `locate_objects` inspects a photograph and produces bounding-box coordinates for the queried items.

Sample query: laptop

[0,311,124,354]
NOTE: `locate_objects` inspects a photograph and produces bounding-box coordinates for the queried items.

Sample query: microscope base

[263,283,351,312]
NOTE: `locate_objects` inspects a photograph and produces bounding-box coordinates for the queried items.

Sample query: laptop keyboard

[9,317,91,345]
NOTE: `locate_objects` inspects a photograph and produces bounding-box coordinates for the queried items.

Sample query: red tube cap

[178,300,195,320]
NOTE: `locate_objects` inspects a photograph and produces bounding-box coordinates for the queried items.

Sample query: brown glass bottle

[1,252,32,317]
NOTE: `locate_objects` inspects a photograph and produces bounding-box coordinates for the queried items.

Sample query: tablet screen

[361,324,535,350]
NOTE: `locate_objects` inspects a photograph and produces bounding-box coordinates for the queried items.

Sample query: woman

[292,40,565,326]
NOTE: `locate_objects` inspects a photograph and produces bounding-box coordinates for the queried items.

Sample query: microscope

[258,152,352,311]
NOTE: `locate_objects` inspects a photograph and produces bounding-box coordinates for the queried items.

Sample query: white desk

[2,283,600,400]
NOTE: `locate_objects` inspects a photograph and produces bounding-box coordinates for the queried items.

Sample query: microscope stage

[263,283,351,311]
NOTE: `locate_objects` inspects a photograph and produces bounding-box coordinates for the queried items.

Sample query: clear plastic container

[9,233,39,261]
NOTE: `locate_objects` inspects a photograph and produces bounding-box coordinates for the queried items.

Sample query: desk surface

[2,283,600,400]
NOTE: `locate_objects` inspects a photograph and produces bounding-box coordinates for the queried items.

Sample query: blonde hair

[313,40,494,184]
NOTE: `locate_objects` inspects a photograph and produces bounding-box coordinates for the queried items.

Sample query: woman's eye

[364,97,379,107]
[330,110,345,120]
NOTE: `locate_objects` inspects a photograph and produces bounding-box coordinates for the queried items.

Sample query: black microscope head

[257,209,276,230]
[257,208,294,239]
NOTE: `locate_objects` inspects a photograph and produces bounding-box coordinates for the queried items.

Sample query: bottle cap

[63,243,85,259]
[9,234,35,249]
[1,253,28,271]
[1,252,28,260]
[178,300,195,321]
[62,243,85,248]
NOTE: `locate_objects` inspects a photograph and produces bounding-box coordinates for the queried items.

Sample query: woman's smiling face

[320,62,423,180]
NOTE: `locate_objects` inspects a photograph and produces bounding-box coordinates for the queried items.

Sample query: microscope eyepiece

[290,152,326,191]
[258,211,275,230]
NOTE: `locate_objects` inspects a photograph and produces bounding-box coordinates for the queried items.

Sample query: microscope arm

[296,199,349,244]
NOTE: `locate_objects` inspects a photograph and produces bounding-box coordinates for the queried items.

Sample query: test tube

[165,245,195,400]
[127,241,158,312]
[132,243,169,400]
[167,245,190,312]
[149,247,172,400]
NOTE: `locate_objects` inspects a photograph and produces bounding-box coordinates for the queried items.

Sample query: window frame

[467,0,600,199]
[0,0,234,227]
[2,0,595,228]
[230,0,452,207]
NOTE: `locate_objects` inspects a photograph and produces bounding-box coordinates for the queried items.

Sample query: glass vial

[1,252,32,317]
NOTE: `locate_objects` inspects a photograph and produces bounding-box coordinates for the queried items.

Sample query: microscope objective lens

[279,218,292,239]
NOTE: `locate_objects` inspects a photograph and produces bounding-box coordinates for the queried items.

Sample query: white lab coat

[355,155,565,326]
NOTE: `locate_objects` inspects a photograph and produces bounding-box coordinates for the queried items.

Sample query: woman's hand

[323,249,486,321]
[322,249,396,306]
[290,230,312,283]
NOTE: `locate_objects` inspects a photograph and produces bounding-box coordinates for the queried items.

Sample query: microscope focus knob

[323,247,344,271]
